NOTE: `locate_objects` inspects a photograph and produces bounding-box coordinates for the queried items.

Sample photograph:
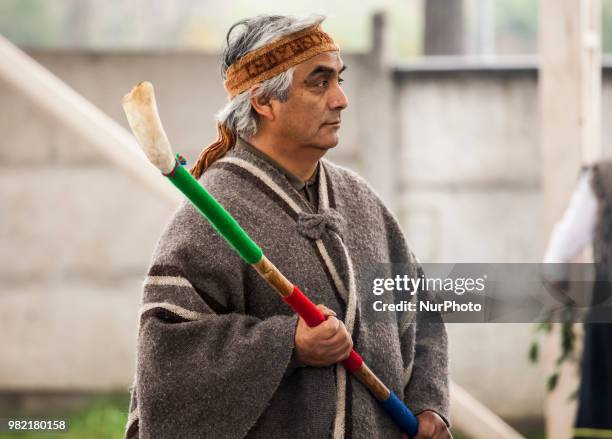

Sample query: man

[126,14,450,439]
[544,161,612,439]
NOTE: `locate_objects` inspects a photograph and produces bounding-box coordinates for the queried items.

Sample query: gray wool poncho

[125,143,449,439]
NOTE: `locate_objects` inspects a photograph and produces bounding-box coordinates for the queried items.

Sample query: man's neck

[247,134,323,182]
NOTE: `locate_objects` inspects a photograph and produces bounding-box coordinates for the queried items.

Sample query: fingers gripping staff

[122,81,419,438]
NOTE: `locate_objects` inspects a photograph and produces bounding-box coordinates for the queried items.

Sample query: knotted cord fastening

[297,208,346,240]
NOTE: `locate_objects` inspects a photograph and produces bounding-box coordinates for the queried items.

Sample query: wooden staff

[122,81,419,438]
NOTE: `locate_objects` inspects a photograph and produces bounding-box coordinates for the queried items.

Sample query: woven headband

[224,25,339,99]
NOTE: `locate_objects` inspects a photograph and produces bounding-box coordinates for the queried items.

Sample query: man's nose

[329,83,349,110]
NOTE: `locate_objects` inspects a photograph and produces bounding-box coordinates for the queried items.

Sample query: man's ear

[249,86,275,121]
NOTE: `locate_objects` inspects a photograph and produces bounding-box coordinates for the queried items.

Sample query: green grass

[0,395,546,439]
[0,395,129,439]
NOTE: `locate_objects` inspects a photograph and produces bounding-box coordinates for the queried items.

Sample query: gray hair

[215,14,326,139]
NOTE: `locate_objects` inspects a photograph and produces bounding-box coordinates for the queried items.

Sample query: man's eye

[316,78,345,88]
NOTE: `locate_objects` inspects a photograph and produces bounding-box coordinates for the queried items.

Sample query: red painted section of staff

[282,285,364,373]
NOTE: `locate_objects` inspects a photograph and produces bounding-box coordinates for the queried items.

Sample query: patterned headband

[223,24,339,99]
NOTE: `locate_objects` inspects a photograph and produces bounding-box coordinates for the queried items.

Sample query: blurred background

[0,0,608,438]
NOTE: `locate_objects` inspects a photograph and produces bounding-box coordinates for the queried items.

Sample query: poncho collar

[216,142,346,241]
[235,137,319,193]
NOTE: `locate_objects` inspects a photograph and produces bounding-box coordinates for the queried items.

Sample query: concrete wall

[397,70,545,420]
[5,47,609,421]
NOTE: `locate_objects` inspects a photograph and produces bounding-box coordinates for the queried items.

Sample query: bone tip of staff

[122,81,154,105]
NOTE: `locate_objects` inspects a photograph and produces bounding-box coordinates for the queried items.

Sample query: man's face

[272,51,348,152]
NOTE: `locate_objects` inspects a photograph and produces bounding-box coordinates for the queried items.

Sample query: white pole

[478,0,496,57]
[539,1,601,438]
[581,0,602,164]
[451,381,525,439]
[0,34,181,206]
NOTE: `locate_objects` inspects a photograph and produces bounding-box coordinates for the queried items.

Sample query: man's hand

[402,411,452,439]
[543,278,574,305]
[295,304,353,367]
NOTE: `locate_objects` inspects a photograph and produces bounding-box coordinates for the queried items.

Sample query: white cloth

[543,170,598,280]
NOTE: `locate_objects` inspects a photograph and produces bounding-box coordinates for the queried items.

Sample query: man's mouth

[323,120,341,127]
